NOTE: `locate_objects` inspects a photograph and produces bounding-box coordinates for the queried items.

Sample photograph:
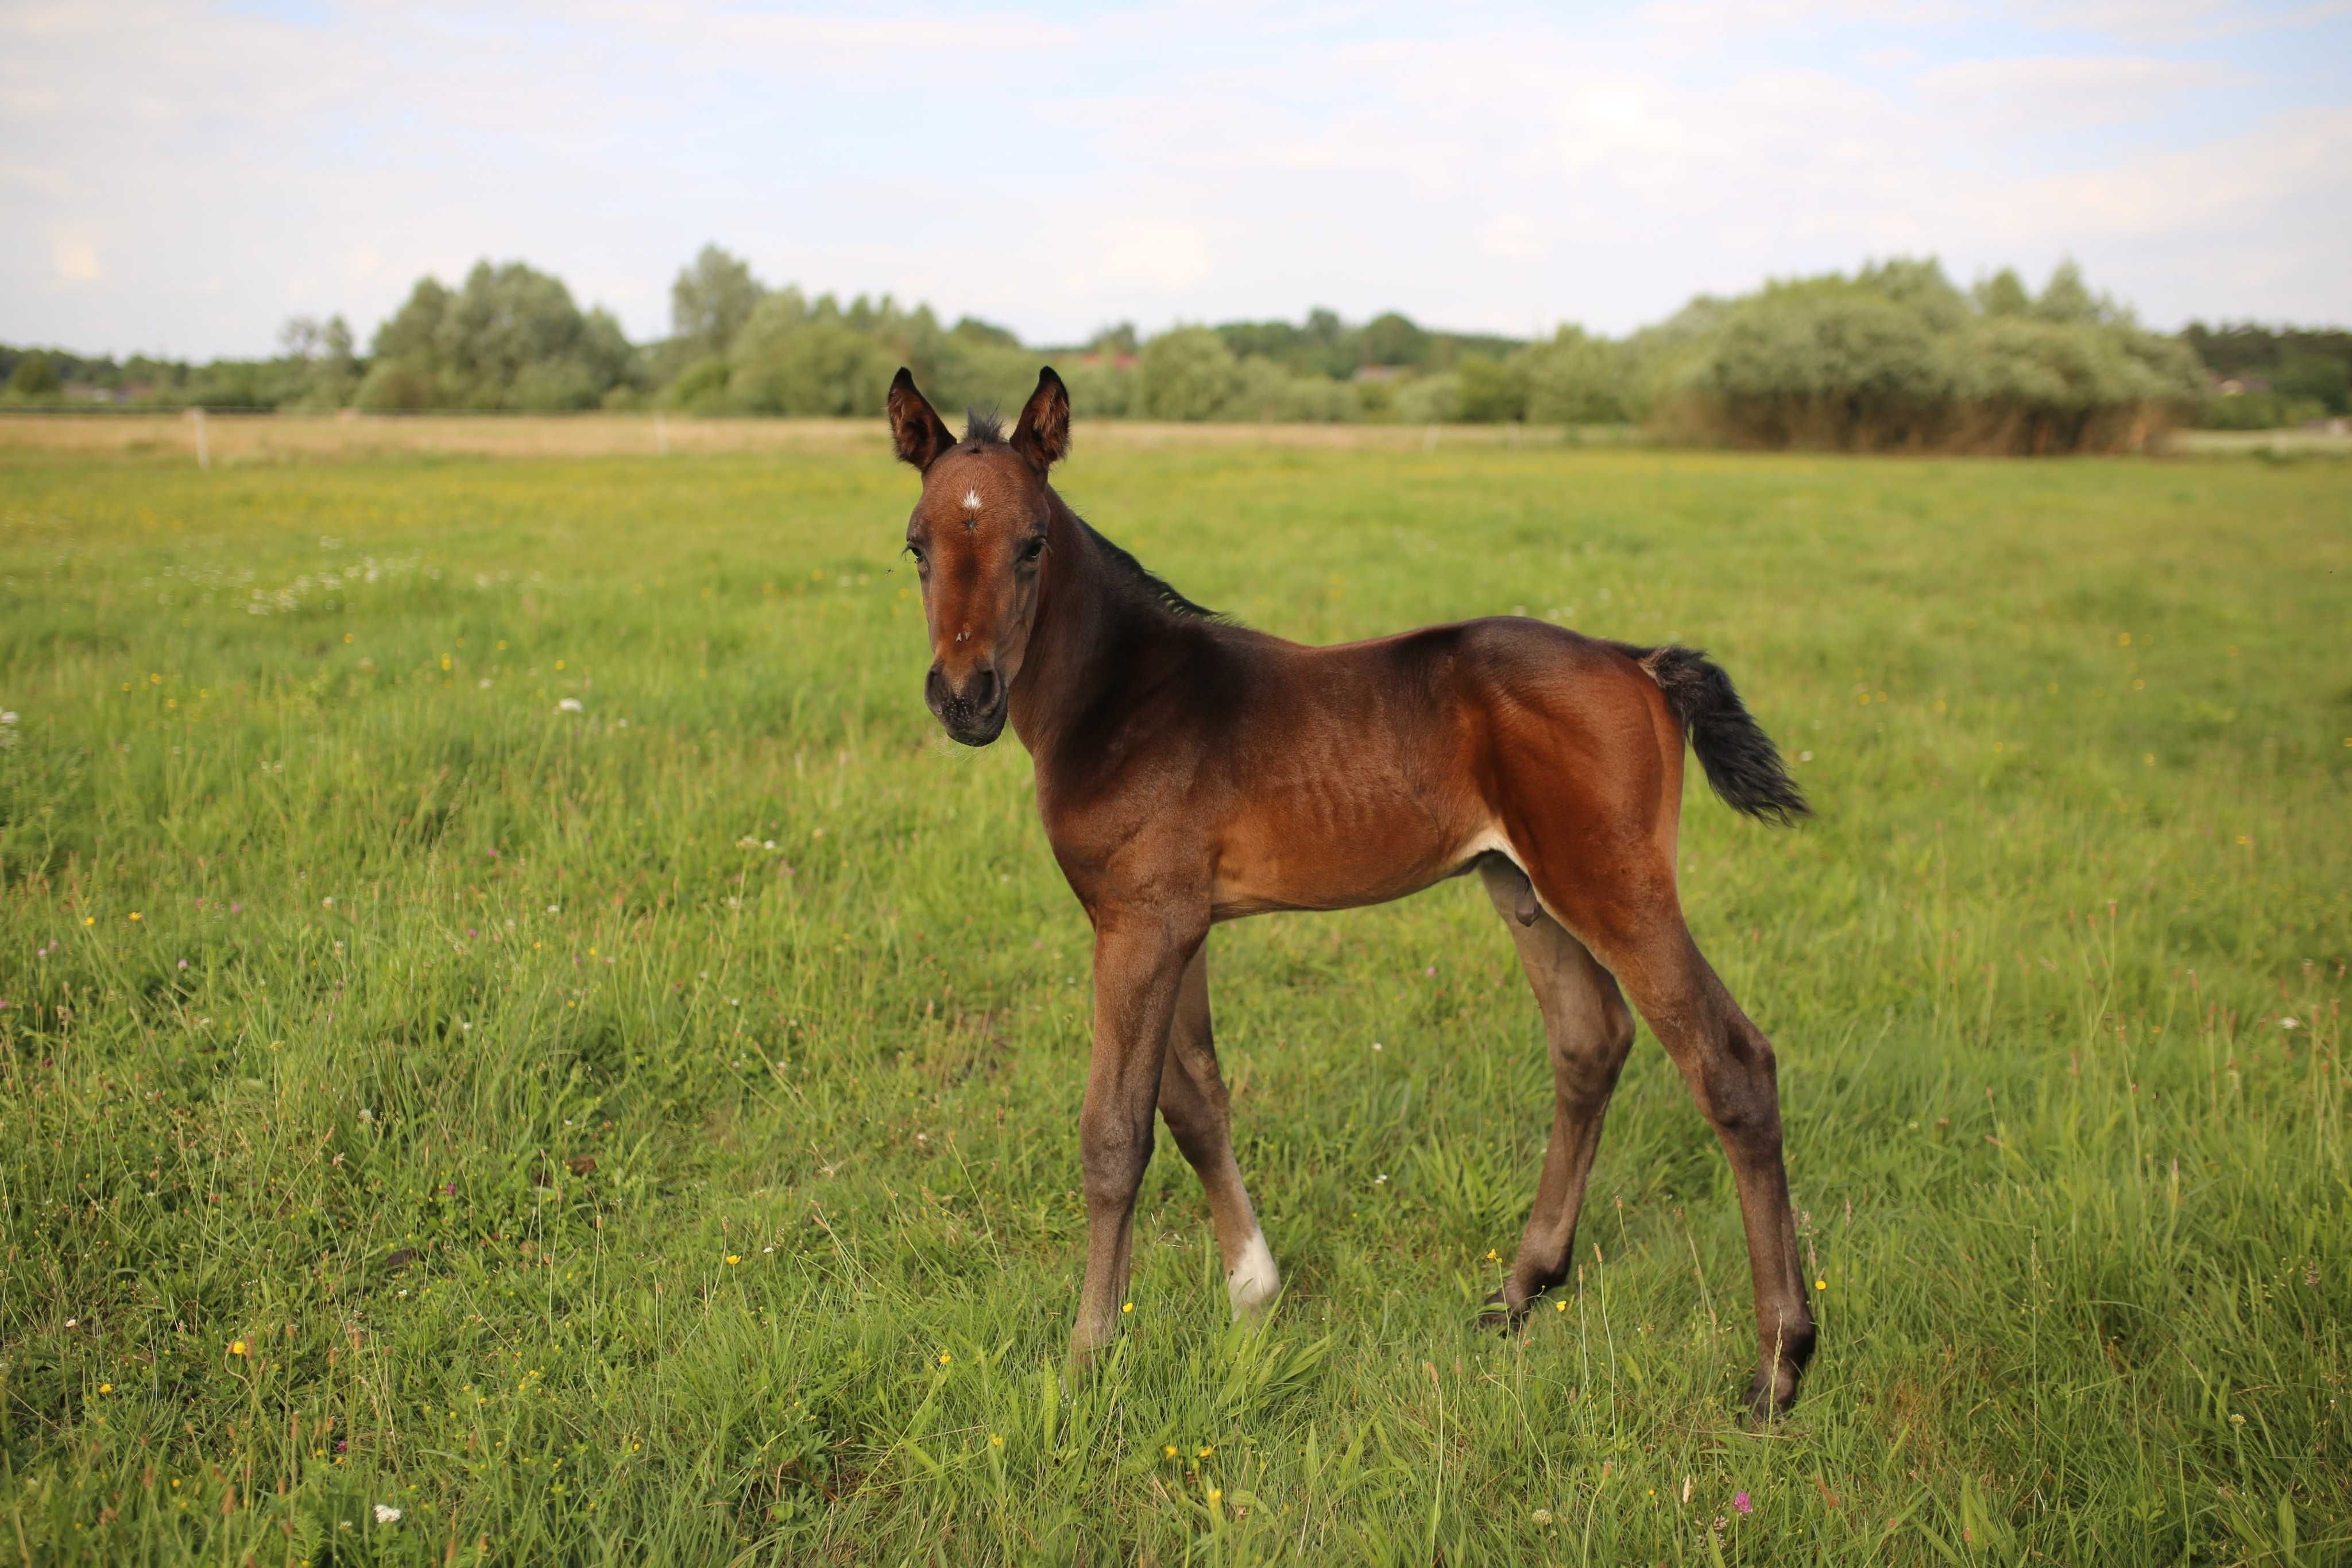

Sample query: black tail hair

[1615,643,1810,826]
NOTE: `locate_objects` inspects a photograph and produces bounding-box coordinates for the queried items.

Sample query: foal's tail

[1615,643,1810,826]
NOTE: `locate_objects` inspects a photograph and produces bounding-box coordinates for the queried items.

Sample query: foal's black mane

[1079,520,1222,622]
[958,406,1220,622]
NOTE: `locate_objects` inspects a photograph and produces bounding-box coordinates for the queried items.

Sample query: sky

[5,0,2349,359]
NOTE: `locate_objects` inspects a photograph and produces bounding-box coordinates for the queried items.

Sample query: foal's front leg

[1157,947,1281,1318]
[1069,910,1204,1365]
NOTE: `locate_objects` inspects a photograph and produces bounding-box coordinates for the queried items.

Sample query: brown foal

[887,366,1819,1419]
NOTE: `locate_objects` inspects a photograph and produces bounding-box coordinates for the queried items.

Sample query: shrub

[1454,356,1526,423]
[1059,361,1136,420]
[366,261,640,410]
[1390,373,1461,424]
[6,351,63,400]
[663,356,733,413]
[2273,353,2350,416]
[1138,328,1243,421]
[1667,260,2196,453]
[730,318,896,417]
[1522,330,1632,425]
[352,359,437,412]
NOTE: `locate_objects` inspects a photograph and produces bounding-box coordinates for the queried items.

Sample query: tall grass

[1,444,2345,1563]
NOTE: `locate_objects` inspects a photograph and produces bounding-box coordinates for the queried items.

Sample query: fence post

[655,411,668,456]
[192,407,209,471]
[1423,423,1438,453]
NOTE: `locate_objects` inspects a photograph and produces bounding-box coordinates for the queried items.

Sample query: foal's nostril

[966,665,999,711]
[924,664,953,713]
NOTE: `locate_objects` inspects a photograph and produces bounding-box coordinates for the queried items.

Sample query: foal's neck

[1007,495,1188,760]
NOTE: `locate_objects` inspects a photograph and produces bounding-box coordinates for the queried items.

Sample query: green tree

[280,313,360,408]
[1522,328,1630,425]
[1086,322,1139,356]
[6,351,61,400]
[1454,355,1527,422]
[1359,312,1429,368]
[1854,257,1971,331]
[1973,269,2031,318]
[1685,288,1949,447]
[2032,260,2106,326]
[730,314,896,417]
[1138,328,1243,420]
[671,245,765,360]
[2273,353,2350,416]
[361,261,638,411]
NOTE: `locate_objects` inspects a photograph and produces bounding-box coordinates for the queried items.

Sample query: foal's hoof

[1742,1367,1801,1426]
[1475,1289,1528,1332]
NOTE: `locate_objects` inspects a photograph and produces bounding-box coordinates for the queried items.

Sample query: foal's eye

[904,543,927,568]
[1018,536,1047,564]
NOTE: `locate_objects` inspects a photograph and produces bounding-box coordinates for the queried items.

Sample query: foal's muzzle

[926,661,1005,746]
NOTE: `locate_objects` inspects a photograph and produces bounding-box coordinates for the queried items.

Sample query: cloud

[1085,218,1213,293]
[2014,0,2352,42]
[1,1,2346,355]
[706,11,1081,49]
[1964,104,2352,241]
[53,239,99,282]
[1479,214,1546,262]
[1914,54,2242,131]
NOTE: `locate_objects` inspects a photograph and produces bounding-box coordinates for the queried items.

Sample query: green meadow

[1,438,2346,1565]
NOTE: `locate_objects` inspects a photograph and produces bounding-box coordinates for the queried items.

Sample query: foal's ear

[887,367,956,474]
[1009,366,1070,473]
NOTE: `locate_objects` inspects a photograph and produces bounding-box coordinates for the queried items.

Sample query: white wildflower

[557,697,583,713]
[373,1504,402,1526]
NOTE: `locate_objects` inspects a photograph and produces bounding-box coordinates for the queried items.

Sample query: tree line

[5,245,2345,451]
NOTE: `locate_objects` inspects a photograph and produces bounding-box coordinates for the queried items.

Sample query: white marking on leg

[961,488,982,512]
[1227,1229,1279,1317]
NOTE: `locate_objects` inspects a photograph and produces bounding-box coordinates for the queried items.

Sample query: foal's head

[887,366,1071,746]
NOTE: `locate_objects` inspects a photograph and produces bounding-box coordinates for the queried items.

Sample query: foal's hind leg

[1156,947,1280,1316]
[1570,908,1814,1420]
[1475,858,1637,1327]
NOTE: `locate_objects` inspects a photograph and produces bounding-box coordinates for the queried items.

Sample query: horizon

[7,2,2351,361]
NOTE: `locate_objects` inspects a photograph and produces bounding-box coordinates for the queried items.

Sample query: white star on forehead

[961,489,982,512]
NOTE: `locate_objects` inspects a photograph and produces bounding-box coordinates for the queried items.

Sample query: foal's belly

[1208,799,1489,919]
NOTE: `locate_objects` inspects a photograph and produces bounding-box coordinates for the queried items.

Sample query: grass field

[1,438,2346,1565]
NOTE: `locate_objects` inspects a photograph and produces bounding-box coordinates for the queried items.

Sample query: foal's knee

[1599,993,1637,1059]
[1550,990,1636,1104]
[1080,1122,1154,1204]
[1685,1036,1784,1138]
